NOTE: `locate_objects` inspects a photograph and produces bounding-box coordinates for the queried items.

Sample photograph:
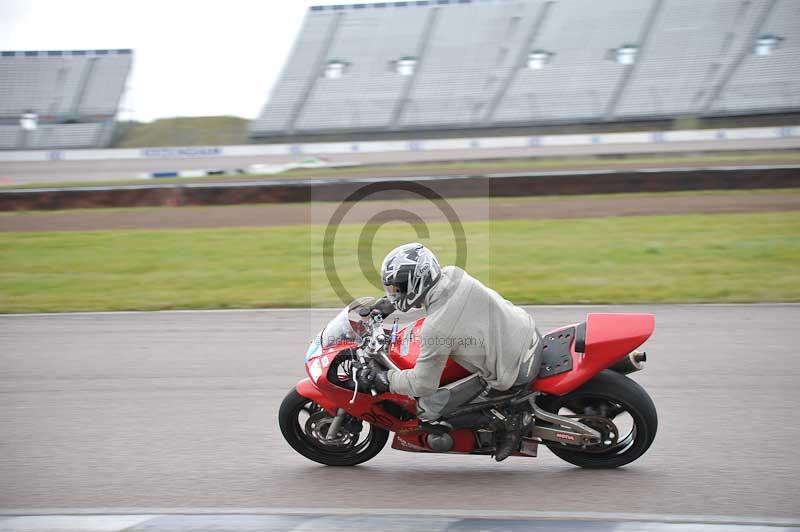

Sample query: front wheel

[537,370,658,469]
[278,388,389,466]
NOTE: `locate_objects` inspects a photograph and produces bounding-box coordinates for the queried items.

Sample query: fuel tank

[388,318,471,385]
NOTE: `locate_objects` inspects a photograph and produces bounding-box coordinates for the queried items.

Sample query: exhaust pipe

[610,350,647,374]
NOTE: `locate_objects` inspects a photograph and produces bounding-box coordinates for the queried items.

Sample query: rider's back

[422,266,536,392]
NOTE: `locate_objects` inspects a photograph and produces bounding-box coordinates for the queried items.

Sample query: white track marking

[0,515,153,531]
[0,508,798,528]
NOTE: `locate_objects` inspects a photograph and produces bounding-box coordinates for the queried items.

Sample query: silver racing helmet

[380,243,441,312]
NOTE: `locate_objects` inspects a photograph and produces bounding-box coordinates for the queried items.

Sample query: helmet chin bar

[396,291,411,312]
[401,285,422,311]
[385,280,413,312]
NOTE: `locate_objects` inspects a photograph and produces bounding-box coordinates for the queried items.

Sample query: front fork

[326,408,347,441]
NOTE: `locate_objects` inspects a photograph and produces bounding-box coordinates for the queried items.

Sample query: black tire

[537,370,658,469]
[278,388,389,466]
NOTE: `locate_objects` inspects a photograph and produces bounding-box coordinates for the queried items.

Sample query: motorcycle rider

[358,242,543,462]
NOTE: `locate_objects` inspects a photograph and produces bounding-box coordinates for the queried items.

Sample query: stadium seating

[399,1,542,128]
[251,0,800,138]
[615,0,767,118]
[493,0,650,124]
[710,0,800,114]
[26,123,108,149]
[294,6,433,131]
[0,125,20,149]
[0,49,131,149]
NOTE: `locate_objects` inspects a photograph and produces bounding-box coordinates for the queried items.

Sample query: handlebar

[348,311,394,403]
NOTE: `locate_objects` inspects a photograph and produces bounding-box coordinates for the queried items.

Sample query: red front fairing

[295,312,653,455]
[296,321,471,438]
[392,428,477,453]
[300,340,420,434]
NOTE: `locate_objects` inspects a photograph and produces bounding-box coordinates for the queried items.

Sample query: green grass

[113,116,249,148]
[4,149,799,190]
[1,212,798,313]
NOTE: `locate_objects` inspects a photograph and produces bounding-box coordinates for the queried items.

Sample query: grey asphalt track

[0,512,797,531]
[1,137,799,185]
[1,305,798,523]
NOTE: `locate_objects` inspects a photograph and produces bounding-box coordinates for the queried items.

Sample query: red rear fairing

[534,313,654,396]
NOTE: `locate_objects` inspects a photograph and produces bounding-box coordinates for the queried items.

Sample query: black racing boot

[494,412,531,462]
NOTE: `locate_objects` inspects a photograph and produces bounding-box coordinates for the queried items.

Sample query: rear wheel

[536,370,657,469]
[278,388,389,466]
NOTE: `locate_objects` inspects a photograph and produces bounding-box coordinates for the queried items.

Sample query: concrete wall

[1,126,797,163]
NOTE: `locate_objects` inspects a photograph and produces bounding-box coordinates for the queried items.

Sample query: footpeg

[489,408,507,422]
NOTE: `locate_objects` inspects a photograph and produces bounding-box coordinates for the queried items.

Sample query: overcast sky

[0,0,348,122]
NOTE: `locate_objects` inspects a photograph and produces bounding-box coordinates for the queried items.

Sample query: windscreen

[320,307,362,348]
[306,300,374,360]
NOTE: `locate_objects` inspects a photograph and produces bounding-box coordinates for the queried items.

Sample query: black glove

[355,359,391,394]
[356,297,395,319]
[372,297,396,319]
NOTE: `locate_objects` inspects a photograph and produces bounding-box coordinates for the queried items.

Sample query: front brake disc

[305,410,357,448]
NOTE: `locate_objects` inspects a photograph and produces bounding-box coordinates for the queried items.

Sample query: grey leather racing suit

[386,266,541,420]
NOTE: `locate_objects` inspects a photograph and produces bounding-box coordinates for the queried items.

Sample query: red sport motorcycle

[279,305,657,468]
